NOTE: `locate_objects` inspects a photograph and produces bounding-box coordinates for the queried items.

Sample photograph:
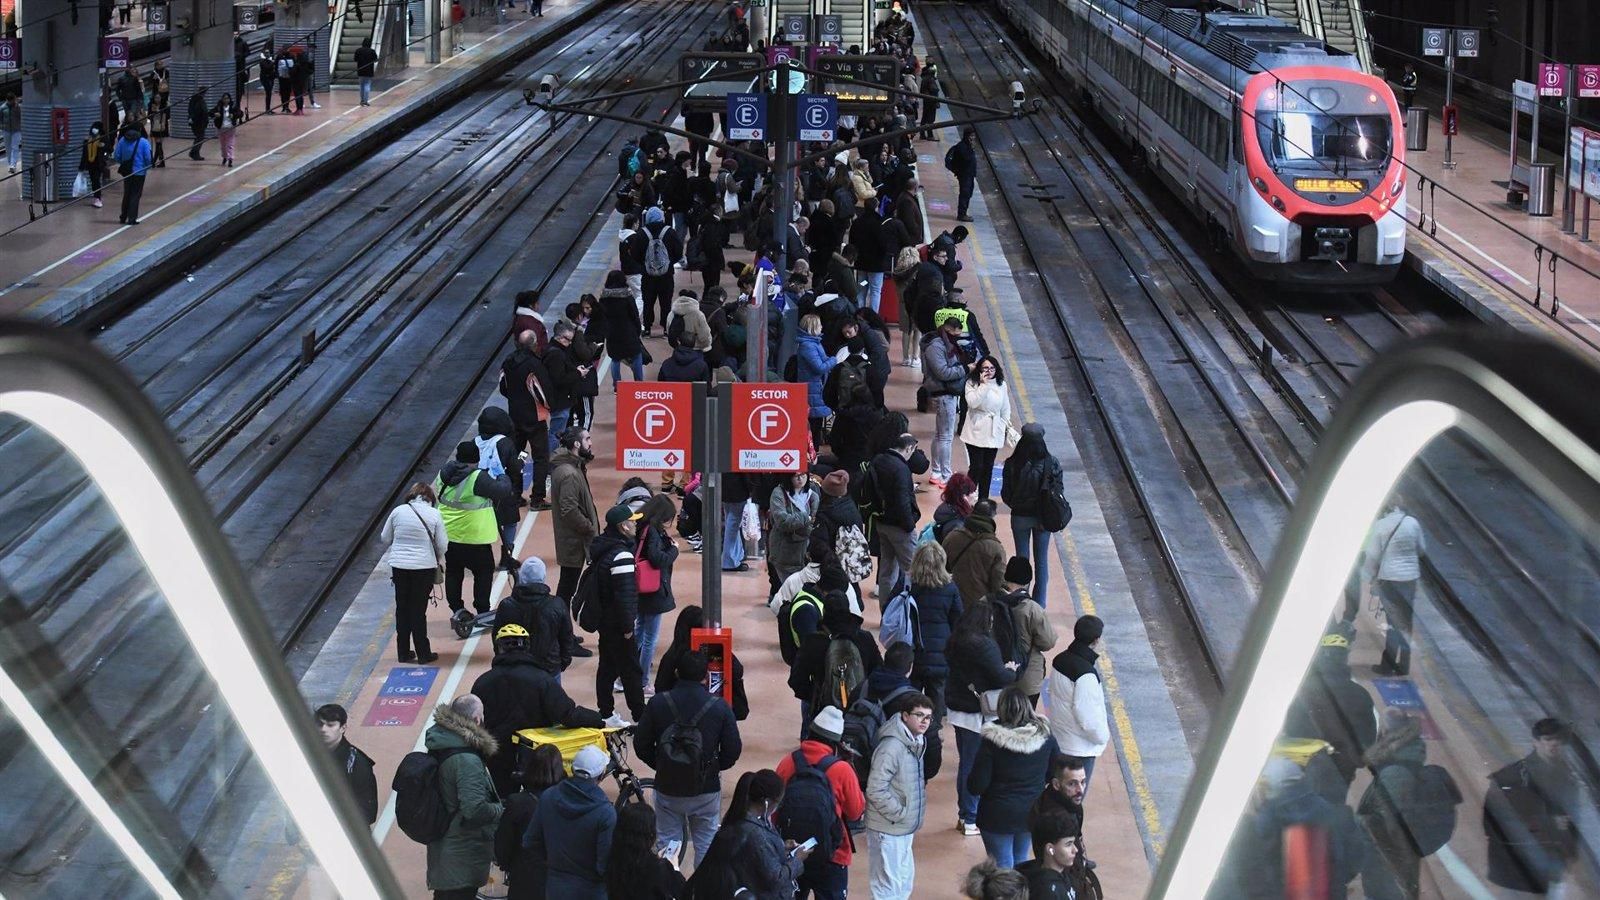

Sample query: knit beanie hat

[1004,556,1032,587]
[518,556,548,586]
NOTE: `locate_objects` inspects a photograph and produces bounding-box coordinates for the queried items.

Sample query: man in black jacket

[499,331,551,513]
[591,504,646,726]
[316,703,378,825]
[541,320,586,454]
[635,651,742,867]
[1029,754,1089,860]
[471,623,605,796]
[870,433,920,598]
[494,557,581,674]
[945,127,978,222]
[186,87,208,160]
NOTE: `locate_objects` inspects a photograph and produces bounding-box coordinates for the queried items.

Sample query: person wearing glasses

[865,691,935,899]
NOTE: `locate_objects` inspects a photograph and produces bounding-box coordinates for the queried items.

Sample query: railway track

[0,0,725,892]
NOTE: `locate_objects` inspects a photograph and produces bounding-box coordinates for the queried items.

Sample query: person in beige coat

[942,499,1008,605]
[991,557,1056,706]
[849,158,877,207]
[668,290,713,352]
[958,357,1017,501]
[550,427,599,603]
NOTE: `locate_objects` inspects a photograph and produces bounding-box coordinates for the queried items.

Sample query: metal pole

[746,269,769,382]
[772,57,792,275]
[1561,65,1576,232]
[1442,39,1456,169]
[426,0,441,63]
[701,387,722,627]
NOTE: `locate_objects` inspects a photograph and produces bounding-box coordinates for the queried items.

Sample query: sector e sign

[727,92,767,141]
[730,383,808,472]
[616,383,693,471]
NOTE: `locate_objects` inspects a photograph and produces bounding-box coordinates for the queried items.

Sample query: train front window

[1256,110,1392,171]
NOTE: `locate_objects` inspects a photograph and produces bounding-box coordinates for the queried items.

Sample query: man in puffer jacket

[668,289,714,351]
[424,696,503,897]
[657,343,712,383]
[920,316,969,485]
[492,557,576,677]
[866,691,934,899]
[1047,615,1110,792]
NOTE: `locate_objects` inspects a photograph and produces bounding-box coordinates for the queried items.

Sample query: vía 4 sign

[616,383,693,471]
[730,383,808,472]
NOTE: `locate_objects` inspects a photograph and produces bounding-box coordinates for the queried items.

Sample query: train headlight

[1271,195,1286,212]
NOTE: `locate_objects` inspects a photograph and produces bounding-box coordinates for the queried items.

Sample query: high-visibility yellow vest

[434,470,498,545]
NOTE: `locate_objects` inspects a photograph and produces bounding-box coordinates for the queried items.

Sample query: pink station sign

[1537,62,1568,97]
[1578,64,1600,100]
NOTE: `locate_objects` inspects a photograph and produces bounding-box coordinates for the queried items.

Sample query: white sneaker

[603,713,633,729]
[613,678,625,693]
[910,357,922,369]
[312,102,322,109]
[960,821,980,836]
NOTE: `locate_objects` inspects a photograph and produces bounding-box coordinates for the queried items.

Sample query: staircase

[1255,0,1373,74]
[834,0,868,51]
[334,1,379,83]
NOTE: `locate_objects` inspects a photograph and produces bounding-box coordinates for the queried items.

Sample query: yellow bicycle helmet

[496,623,530,641]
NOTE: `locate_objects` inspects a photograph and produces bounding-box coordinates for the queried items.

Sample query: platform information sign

[101,37,130,70]
[1578,65,1600,99]
[146,3,169,31]
[1421,28,1447,57]
[1453,28,1479,57]
[616,383,693,471]
[815,14,843,43]
[780,13,808,43]
[796,94,837,142]
[0,39,18,71]
[726,92,767,141]
[235,4,257,31]
[765,43,798,67]
[1538,62,1568,97]
[729,383,808,472]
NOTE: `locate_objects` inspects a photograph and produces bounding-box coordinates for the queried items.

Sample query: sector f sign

[616,383,692,471]
[730,383,808,472]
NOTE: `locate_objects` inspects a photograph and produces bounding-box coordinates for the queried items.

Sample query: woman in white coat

[380,483,448,663]
[959,355,1016,501]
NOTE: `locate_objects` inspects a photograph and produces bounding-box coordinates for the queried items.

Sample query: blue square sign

[796,94,837,142]
[727,93,767,141]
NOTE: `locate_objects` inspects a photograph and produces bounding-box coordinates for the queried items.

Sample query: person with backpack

[1358,710,1460,900]
[942,498,1007,606]
[1211,752,1365,900]
[789,590,882,734]
[471,622,604,796]
[686,770,808,899]
[769,470,820,596]
[948,599,1020,836]
[494,744,564,900]
[870,434,922,601]
[961,356,1015,501]
[1484,718,1578,895]
[1047,615,1110,793]
[379,482,447,664]
[774,706,868,900]
[476,406,527,572]
[595,270,646,387]
[1001,423,1069,607]
[967,687,1059,868]
[992,557,1056,708]
[584,503,647,727]
[631,207,683,336]
[655,605,750,720]
[635,650,743,867]
[771,537,841,661]
[415,695,503,899]
[946,127,979,222]
[524,744,617,898]
[433,441,516,617]
[865,690,933,899]
[667,288,714,353]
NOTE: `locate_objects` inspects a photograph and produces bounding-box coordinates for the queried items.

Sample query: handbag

[409,504,445,585]
[635,527,662,594]
[71,171,91,198]
[976,686,1003,719]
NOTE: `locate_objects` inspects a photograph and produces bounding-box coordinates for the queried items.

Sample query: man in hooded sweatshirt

[941,498,1006,606]
[434,441,516,616]
[424,695,503,899]
[630,206,685,336]
[1046,615,1110,792]
[493,557,578,680]
[526,744,616,899]
[471,622,604,797]
[991,557,1057,708]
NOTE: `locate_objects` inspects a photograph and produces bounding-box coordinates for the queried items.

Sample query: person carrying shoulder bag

[381,483,448,663]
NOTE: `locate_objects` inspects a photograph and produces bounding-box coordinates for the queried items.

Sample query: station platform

[1400,103,1600,351]
[0,0,607,326]
[286,119,1196,896]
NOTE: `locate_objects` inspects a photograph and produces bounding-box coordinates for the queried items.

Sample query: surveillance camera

[538,74,558,97]
[1011,81,1025,114]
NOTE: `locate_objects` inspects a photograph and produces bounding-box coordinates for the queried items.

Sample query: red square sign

[729,383,808,472]
[615,383,692,471]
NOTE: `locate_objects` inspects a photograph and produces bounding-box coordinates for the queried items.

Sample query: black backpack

[570,562,602,633]
[1036,460,1073,533]
[666,311,689,349]
[839,687,911,791]
[776,750,844,869]
[655,693,715,794]
[392,746,473,844]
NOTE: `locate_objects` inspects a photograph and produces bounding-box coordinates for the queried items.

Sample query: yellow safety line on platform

[965,224,1168,855]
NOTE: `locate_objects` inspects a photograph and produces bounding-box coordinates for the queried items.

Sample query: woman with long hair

[685,770,807,899]
[604,802,687,899]
[654,605,749,719]
[967,687,1059,868]
[494,744,564,899]
[960,355,1014,501]
[945,599,1019,837]
[378,482,445,663]
[635,492,680,689]
[1000,423,1065,607]
[211,92,243,167]
[768,470,820,595]
[908,540,963,779]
